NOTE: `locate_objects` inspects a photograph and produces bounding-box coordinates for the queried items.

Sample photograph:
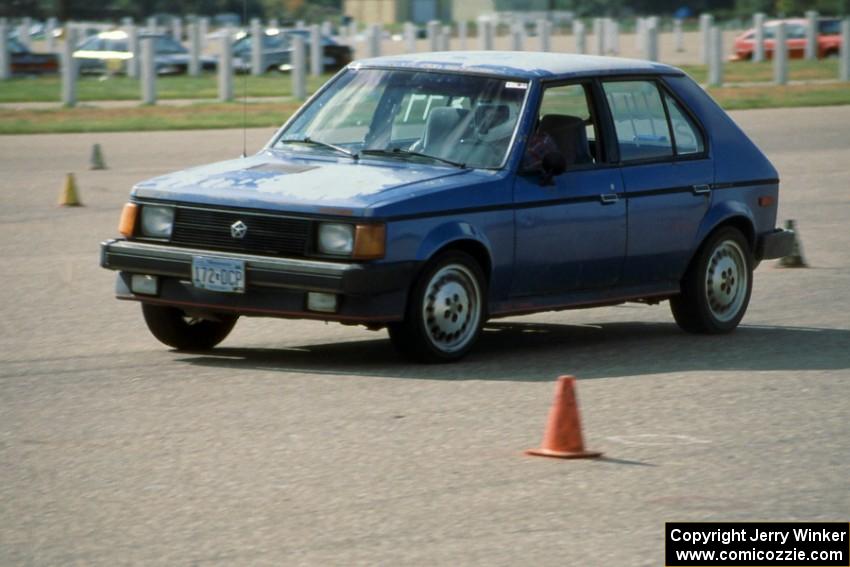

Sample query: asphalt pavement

[0,106,848,565]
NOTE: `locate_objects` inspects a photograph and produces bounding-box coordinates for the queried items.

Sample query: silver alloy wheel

[421,263,482,354]
[704,239,748,323]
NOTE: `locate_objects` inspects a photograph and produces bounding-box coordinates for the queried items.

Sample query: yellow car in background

[73,30,217,75]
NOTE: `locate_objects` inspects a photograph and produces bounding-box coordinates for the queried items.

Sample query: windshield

[274,68,529,169]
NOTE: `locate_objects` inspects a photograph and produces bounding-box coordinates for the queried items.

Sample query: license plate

[192,256,245,294]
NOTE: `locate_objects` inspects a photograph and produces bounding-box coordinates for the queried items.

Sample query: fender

[415,221,495,271]
[692,200,756,255]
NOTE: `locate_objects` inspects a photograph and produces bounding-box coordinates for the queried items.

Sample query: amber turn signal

[118,203,138,237]
[757,196,776,207]
[352,224,386,260]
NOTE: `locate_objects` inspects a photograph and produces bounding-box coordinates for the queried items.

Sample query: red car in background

[732,18,843,60]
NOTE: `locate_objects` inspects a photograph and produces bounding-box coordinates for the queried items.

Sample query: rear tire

[141,304,238,350]
[670,227,753,334]
[388,251,486,363]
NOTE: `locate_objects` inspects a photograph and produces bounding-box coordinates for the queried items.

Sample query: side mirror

[539,151,566,186]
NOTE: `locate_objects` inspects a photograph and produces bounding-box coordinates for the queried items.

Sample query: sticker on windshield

[505,81,528,90]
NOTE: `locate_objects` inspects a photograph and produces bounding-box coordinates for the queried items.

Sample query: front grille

[169,206,312,257]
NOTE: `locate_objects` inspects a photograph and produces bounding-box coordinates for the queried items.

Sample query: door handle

[600,193,619,205]
[692,184,711,195]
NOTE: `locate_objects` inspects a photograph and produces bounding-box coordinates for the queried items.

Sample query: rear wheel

[388,251,486,363]
[670,227,753,334]
[141,304,238,350]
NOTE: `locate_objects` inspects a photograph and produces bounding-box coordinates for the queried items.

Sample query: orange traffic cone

[526,376,602,459]
[58,173,83,207]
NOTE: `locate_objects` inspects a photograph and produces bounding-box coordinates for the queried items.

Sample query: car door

[511,81,627,296]
[601,79,712,287]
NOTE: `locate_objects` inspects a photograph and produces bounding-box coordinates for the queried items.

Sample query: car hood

[132,150,474,216]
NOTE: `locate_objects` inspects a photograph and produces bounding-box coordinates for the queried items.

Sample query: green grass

[680,59,839,84]
[0,72,336,103]
[1,76,849,135]
[707,83,850,110]
[0,101,302,134]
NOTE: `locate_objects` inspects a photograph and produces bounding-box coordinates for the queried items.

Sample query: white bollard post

[478,18,494,50]
[46,17,57,52]
[404,22,417,52]
[0,24,10,80]
[61,28,77,106]
[18,17,31,50]
[427,20,440,51]
[511,22,524,51]
[296,20,305,29]
[368,24,381,57]
[458,20,467,50]
[774,23,788,85]
[251,18,263,76]
[538,19,551,52]
[291,35,306,100]
[708,26,724,86]
[841,19,850,82]
[188,20,200,76]
[218,28,233,101]
[753,13,765,62]
[199,17,209,51]
[804,11,818,60]
[310,24,321,76]
[440,25,450,51]
[700,14,713,65]
[146,16,157,34]
[140,36,156,105]
[322,21,333,37]
[593,18,603,55]
[574,20,586,54]
[171,17,182,41]
[674,18,684,52]
[608,19,620,54]
[126,24,139,78]
[644,21,658,62]
[635,17,645,51]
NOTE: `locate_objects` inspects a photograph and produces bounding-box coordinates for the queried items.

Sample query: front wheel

[141,304,238,350]
[670,227,753,334]
[388,251,486,363]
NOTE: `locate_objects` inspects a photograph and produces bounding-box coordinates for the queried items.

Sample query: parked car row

[71,28,351,76]
[732,17,844,60]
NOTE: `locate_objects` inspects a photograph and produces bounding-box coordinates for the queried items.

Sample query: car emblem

[230,220,248,239]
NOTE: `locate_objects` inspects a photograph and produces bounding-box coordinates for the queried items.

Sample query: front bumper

[100,239,417,322]
[756,228,796,260]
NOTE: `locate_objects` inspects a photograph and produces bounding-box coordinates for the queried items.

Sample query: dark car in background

[7,36,59,75]
[73,30,217,75]
[232,28,352,73]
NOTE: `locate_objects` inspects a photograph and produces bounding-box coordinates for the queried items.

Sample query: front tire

[670,227,753,334]
[141,304,238,350]
[388,251,486,363]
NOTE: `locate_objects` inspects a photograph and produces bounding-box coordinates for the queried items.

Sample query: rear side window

[603,80,673,162]
[664,92,705,155]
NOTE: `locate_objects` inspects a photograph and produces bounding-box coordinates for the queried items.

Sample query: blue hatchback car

[101,52,793,362]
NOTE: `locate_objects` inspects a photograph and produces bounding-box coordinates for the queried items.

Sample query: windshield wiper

[278,136,358,160]
[361,148,466,169]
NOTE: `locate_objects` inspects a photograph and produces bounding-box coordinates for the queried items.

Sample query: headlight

[318,223,354,256]
[140,205,175,239]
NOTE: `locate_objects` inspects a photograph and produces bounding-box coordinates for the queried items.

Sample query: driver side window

[523,83,599,171]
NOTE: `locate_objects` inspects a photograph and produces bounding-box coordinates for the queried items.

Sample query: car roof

[353,51,683,80]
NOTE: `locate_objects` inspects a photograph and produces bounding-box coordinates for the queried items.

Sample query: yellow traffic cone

[90,143,106,170]
[778,219,807,268]
[58,173,83,207]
